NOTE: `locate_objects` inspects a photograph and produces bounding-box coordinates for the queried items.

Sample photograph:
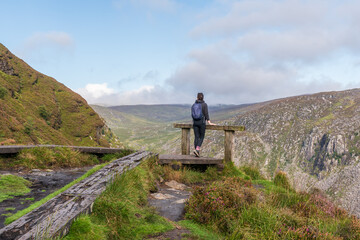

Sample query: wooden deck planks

[159,154,222,165]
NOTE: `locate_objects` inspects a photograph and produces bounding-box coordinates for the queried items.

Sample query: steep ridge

[0,43,117,147]
[202,89,360,216]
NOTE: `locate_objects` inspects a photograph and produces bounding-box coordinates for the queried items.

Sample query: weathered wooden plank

[0,151,155,240]
[173,123,245,131]
[159,154,222,165]
[0,145,127,155]
[181,128,190,155]
[224,130,234,162]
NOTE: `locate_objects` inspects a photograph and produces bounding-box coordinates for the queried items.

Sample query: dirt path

[0,167,91,229]
[147,180,194,239]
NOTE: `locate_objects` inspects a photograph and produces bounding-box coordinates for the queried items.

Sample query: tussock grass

[0,174,31,202]
[0,147,133,170]
[63,156,173,240]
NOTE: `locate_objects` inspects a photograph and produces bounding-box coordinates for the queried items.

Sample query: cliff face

[0,43,117,147]
[200,89,360,216]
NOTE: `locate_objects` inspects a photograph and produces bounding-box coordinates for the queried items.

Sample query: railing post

[224,130,234,162]
[181,128,190,155]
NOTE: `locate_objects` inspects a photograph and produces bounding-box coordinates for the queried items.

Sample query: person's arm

[203,103,216,125]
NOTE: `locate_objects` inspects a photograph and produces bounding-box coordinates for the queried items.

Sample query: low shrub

[186,177,257,233]
[241,165,263,180]
[274,171,291,190]
[0,86,7,99]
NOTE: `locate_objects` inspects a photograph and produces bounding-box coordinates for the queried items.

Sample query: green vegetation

[60,159,360,239]
[0,86,7,99]
[91,104,250,153]
[0,43,118,147]
[4,151,131,225]
[185,168,360,239]
[0,147,132,170]
[38,105,49,120]
[63,215,108,240]
[273,171,292,190]
[0,174,31,202]
[63,157,173,240]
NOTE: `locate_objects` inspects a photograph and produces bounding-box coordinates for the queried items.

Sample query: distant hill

[109,104,252,123]
[0,43,118,147]
[92,104,251,151]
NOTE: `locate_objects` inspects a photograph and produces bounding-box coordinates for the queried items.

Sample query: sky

[2,0,360,106]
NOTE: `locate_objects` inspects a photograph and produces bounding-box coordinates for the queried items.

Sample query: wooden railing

[0,145,126,154]
[173,123,245,162]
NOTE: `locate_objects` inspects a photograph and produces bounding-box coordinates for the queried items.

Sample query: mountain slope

[0,43,117,147]
[197,89,360,217]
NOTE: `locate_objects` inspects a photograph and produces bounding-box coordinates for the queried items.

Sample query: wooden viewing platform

[159,123,245,166]
[0,145,126,155]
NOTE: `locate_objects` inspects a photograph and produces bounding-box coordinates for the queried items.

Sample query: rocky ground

[0,167,91,229]
[147,180,193,240]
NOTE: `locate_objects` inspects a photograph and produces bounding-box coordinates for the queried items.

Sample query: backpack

[191,103,203,120]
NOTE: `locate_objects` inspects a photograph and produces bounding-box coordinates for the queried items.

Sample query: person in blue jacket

[192,92,215,157]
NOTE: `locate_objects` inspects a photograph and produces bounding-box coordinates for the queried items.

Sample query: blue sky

[2,0,360,105]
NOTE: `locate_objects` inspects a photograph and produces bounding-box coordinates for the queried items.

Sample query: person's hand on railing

[207,120,216,125]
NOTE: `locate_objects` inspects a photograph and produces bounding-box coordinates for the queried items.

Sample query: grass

[63,156,173,240]
[4,151,131,225]
[10,155,358,239]
[0,147,133,170]
[184,169,360,239]
[0,174,31,202]
[179,220,225,240]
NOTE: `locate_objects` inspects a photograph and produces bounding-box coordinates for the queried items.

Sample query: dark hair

[197,92,204,101]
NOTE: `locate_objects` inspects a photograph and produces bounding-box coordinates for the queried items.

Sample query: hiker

[191,92,215,157]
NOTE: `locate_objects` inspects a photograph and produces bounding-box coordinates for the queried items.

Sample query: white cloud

[85,1,360,105]
[163,0,360,104]
[78,84,178,105]
[77,83,115,102]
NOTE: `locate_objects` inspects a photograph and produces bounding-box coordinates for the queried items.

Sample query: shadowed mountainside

[0,43,118,147]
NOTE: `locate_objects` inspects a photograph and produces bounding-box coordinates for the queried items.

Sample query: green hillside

[92,104,250,153]
[0,44,117,147]
[109,104,251,122]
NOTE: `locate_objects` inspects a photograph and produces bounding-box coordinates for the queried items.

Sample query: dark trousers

[193,122,206,148]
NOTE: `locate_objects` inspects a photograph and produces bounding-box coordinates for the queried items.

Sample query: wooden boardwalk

[159,154,222,165]
[0,151,153,240]
[0,145,126,154]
